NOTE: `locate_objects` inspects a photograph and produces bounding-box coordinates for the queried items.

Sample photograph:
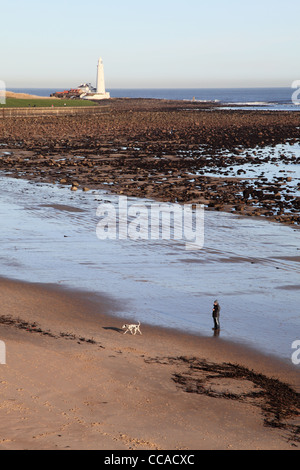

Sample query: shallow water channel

[0,174,299,362]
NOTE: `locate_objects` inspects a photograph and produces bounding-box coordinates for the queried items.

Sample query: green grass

[0,98,98,108]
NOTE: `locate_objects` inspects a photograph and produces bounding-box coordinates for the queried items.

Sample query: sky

[1,0,299,89]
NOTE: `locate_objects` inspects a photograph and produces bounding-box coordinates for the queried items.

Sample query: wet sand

[0,173,299,361]
[0,277,299,450]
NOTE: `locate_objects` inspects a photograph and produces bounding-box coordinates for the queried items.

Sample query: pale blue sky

[1,0,299,88]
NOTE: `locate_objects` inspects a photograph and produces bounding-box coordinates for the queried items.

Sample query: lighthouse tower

[97,58,106,94]
[82,57,110,100]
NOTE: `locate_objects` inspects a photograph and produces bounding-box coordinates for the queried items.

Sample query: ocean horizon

[9,86,300,111]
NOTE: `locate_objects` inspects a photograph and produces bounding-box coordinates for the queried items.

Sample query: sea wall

[0,106,107,118]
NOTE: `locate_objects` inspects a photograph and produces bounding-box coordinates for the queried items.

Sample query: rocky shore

[0,98,299,225]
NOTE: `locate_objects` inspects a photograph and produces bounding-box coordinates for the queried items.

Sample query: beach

[0,277,299,450]
[0,98,299,450]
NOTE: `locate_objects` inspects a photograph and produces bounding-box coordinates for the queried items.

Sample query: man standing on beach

[212,300,220,330]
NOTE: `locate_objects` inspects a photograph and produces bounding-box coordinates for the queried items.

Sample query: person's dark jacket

[212,302,220,318]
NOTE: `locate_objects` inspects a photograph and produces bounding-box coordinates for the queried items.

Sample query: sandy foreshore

[0,277,299,450]
[4,91,58,100]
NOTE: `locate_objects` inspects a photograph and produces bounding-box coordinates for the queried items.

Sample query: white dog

[122,321,142,335]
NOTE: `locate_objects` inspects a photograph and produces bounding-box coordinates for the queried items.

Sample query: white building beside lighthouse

[81,58,110,100]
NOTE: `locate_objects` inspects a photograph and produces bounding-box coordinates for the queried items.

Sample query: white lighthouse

[97,58,106,94]
[81,57,110,100]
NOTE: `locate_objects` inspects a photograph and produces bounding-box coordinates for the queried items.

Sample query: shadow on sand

[102,326,123,334]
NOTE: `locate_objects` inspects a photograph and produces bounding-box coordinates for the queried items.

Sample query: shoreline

[0,276,299,450]
[1,173,299,360]
[0,273,298,368]
[0,100,299,449]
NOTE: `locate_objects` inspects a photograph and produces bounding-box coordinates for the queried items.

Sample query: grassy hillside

[0,97,98,108]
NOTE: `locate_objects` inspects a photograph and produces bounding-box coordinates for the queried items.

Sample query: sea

[9,87,300,111]
[1,87,300,363]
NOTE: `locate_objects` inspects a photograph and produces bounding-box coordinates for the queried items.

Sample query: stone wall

[0,106,107,118]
